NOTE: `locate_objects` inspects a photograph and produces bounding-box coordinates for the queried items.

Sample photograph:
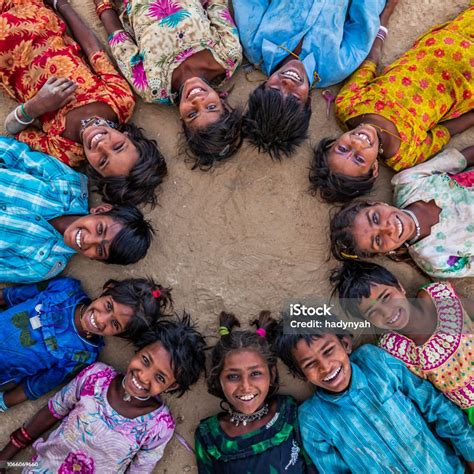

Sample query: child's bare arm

[0,405,58,461]
[2,386,28,410]
[94,1,124,36]
[367,0,399,64]
[441,111,474,139]
[460,146,474,169]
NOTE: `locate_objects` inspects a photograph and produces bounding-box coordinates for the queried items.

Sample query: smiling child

[331,260,474,424]
[0,276,172,413]
[0,314,206,473]
[274,316,474,473]
[195,311,315,473]
[0,137,152,283]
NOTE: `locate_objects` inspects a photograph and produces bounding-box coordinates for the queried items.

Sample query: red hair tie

[152,289,161,299]
[256,328,266,338]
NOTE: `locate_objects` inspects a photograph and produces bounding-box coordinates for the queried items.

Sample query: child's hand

[380,0,399,27]
[26,77,77,118]
[467,460,474,473]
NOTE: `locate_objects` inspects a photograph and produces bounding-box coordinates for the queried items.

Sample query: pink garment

[451,170,474,188]
[25,362,175,474]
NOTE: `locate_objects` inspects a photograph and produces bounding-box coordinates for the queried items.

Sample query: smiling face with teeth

[265,59,310,103]
[327,124,381,178]
[351,203,418,255]
[81,123,139,178]
[123,341,178,400]
[292,334,353,393]
[219,349,275,415]
[358,283,411,331]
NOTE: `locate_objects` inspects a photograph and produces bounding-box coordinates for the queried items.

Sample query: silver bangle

[14,106,34,125]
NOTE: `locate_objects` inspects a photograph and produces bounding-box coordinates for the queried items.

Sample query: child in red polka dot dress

[331,261,474,425]
[310,5,473,203]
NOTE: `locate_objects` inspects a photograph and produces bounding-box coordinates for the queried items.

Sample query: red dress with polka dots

[0,0,135,167]
[379,282,473,417]
[335,7,473,171]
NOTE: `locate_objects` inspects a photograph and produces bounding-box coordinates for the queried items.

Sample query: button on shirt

[299,344,474,473]
[233,0,385,88]
[0,137,89,283]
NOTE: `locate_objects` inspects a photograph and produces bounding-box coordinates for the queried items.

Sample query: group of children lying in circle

[0,0,472,471]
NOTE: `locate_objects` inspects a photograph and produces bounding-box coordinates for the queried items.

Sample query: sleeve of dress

[88,50,135,122]
[324,0,384,86]
[386,351,474,462]
[391,147,466,186]
[194,427,216,474]
[23,360,87,401]
[46,363,96,419]
[335,60,378,118]
[299,415,350,473]
[206,0,242,76]
[128,411,175,474]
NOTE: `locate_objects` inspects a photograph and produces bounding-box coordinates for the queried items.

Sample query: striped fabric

[299,344,474,473]
[0,137,88,283]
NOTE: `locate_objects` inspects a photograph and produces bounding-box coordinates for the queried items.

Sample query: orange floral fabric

[335,7,473,171]
[0,0,135,167]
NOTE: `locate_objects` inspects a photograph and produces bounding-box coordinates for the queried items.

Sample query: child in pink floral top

[332,261,474,425]
[95,0,243,169]
[0,314,206,473]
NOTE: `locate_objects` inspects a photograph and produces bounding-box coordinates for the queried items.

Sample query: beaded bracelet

[96,0,114,17]
[14,105,34,126]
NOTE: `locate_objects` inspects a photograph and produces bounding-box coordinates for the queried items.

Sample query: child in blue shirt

[0,137,153,283]
[273,316,474,473]
[0,276,172,412]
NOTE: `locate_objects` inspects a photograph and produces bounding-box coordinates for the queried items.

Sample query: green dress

[194,395,316,474]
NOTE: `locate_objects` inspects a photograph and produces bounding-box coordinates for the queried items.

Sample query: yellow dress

[335,6,473,171]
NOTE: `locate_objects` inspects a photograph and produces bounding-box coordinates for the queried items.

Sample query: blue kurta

[299,344,474,473]
[233,0,385,87]
[0,277,103,400]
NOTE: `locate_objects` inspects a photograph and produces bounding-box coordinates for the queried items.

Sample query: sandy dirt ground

[0,0,473,472]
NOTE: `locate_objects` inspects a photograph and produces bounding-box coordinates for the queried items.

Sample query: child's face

[124,341,178,398]
[326,124,380,178]
[352,203,417,254]
[358,283,411,331]
[266,59,310,103]
[292,334,352,393]
[179,77,224,130]
[79,296,134,336]
[219,349,273,415]
[62,205,124,261]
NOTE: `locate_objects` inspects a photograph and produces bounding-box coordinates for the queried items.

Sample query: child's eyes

[187,111,197,119]
[372,212,379,224]
[250,371,262,377]
[375,235,382,247]
[107,300,113,311]
[112,320,119,330]
[323,347,334,356]
[207,104,217,111]
[99,156,107,168]
[355,155,365,164]
[142,355,149,366]
[113,142,124,152]
[337,145,348,153]
[155,374,165,384]
[227,374,239,381]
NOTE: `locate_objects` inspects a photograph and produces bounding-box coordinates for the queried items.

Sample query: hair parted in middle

[207,310,280,401]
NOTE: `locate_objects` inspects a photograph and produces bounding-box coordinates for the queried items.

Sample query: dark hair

[273,316,351,380]
[242,84,311,160]
[100,278,173,341]
[87,123,167,207]
[330,261,401,318]
[182,104,243,170]
[134,312,206,397]
[329,200,376,261]
[207,311,280,401]
[103,205,154,265]
[309,137,377,203]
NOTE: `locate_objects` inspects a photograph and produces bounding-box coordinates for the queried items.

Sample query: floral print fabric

[392,148,473,278]
[109,0,242,104]
[335,6,473,171]
[0,0,135,167]
[25,362,175,474]
[379,282,474,411]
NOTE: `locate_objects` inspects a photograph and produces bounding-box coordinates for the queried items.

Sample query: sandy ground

[0,0,473,472]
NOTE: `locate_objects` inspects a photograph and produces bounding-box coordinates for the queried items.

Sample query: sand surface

[0,0,473,472]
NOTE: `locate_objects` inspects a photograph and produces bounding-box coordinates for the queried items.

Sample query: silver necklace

[228,403,269,427]
[402,209,421,245]
[121,376,150,402]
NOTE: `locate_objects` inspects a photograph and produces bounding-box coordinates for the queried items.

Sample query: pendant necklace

[227,403,269,427]
[121,376,150,403]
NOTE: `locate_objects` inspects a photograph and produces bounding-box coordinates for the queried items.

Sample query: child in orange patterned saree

[331,261,474,424]
[0,0,166,206]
